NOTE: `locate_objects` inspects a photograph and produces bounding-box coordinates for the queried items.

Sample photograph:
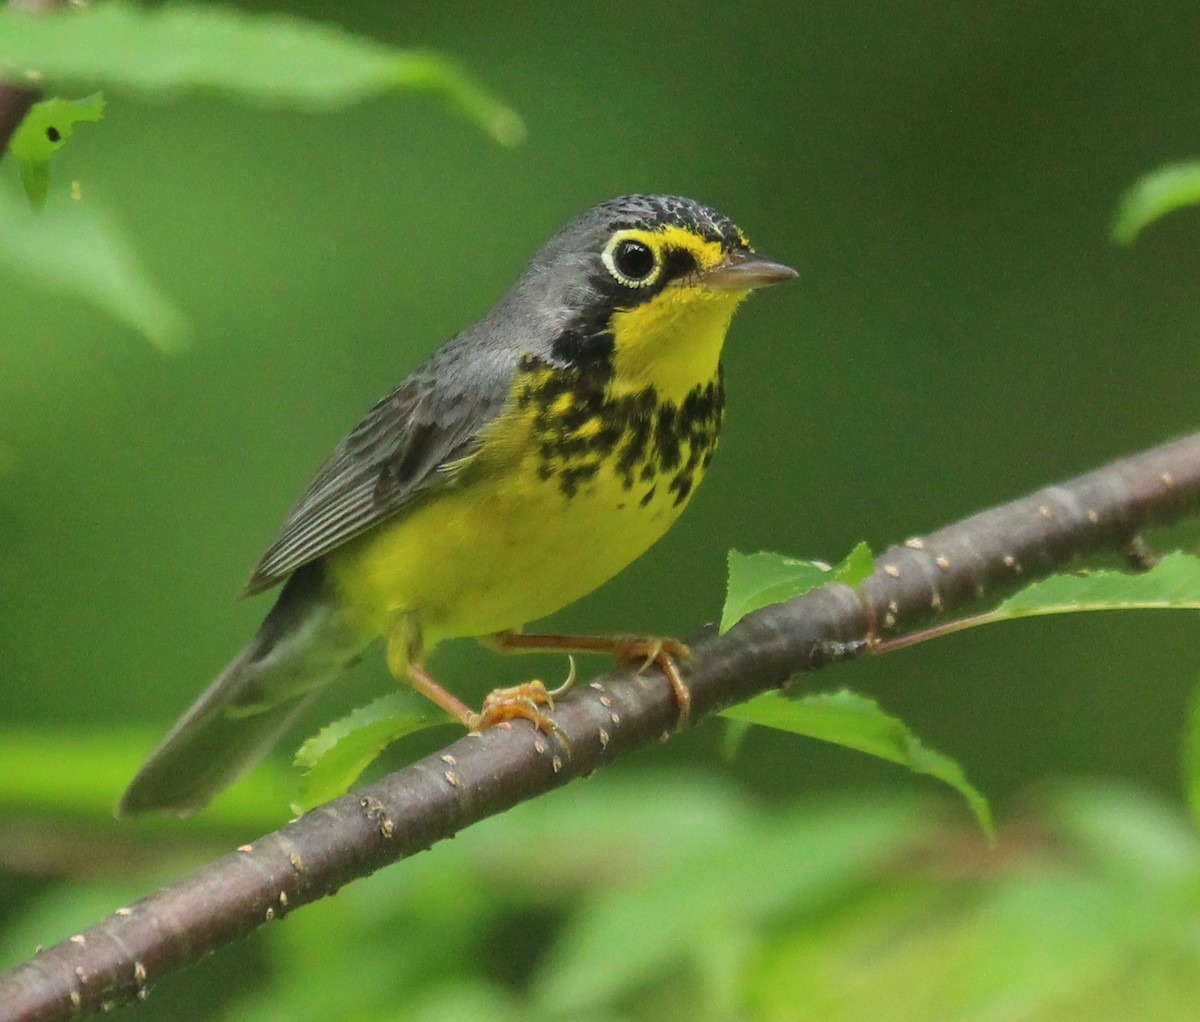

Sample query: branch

[5,430,1200,1021]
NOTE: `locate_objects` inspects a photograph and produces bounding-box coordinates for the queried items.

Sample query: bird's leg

[386,612,570,737]
[386,612,476,726]
[485,630,694,729]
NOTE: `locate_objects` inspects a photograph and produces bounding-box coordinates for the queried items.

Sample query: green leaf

[293,691,449,811]
[1111,161,1200,244]
[722,551,831,634]
[722,689,993,838]
[8,93,104,210]
[995,551,1200,618]
[0,3,524,145]
[833,540,875,585]
[0,185,188,350]
[721,542,874,633]
[885,552,1200,650]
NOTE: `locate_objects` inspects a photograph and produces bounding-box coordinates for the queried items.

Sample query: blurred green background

[5,2,1200,1018]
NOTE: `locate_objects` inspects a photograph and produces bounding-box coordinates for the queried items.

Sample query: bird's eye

[614,240,655,279]
[605,237,659,285]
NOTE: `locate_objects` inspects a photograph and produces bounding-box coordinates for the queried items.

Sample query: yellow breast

[325,366,723,647]
[324,284,743,650]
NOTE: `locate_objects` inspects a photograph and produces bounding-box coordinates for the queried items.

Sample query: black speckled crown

[575,194,748,249]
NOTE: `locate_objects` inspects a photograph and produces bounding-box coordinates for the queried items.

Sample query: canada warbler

[118,194,795,816]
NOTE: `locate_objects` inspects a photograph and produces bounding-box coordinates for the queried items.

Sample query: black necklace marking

[514,355,725,507]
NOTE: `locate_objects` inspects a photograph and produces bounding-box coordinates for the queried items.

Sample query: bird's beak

[699,250,798,291]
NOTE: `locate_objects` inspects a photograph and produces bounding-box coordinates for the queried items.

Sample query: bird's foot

[609,636,693,729]
[486,630,694,730]
[467,657,575,742]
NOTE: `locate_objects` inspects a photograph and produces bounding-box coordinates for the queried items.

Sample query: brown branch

[3,430,1200,1020]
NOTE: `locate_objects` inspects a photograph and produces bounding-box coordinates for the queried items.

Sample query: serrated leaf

[8,93,104,210]
[722,542,874,634]
[293,691,448,811]
[722,689,993,838]
[833,540,874,584]
[0,3,523,145]
[878,552,1200,650]
[995,551,1200,618]
[722,551,830,634]
[1111,162,1200,244]
[0,184,188,350]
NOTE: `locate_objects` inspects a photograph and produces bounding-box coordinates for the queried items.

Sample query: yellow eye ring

[602,234,660,287]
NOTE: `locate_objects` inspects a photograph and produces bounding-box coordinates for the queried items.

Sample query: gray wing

[243,335,520,596]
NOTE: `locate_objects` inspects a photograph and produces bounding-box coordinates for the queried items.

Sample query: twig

[3,429,1200,1021]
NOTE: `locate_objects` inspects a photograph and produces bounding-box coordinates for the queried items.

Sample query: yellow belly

[325,285,737,650]
[323,429,709,648]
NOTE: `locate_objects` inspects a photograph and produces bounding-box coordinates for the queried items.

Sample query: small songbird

[118,194,796,816]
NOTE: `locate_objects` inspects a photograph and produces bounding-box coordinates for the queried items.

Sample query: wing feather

[243,336,519,595]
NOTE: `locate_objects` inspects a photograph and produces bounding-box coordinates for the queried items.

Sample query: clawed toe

[609,636,693,730]
[468,675,570,745]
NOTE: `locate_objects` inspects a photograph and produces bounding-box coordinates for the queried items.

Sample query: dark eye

[612,239,657,282]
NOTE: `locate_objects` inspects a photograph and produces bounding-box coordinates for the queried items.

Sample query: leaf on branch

[722,689,994,838]
[994,551,1200,618]
[0,2,524,145]
[721,542,873,634]
[1111,161,1200,244]
[0,185,188,350]
[8,93,104,210]
[293,691,449,811]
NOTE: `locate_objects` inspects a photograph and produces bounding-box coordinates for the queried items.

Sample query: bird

[118,194,796,816]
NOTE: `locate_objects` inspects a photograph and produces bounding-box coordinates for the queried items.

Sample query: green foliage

[0,727,295,831]
[721,542,872,634]
[1112,161,1200,244]
[533,787,920,1015]
[723,690,992,838]
[3,7,1199,1019]
[749,787,1200,1022]
[905,552,1200,645]
[0,184,188,350]
[0,2,523,144]
[722,546,990,835]
[8,93,104,209]
[721,550,1200,834]
[1183,686,1200,824]
[0,2,521,348]
[293,692,449,811]
[5,776,1199,1020]
[995,551,1200,616]
[0,728,146,821]
[728,550,1200,643]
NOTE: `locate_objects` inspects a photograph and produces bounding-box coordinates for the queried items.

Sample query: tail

[117,566,367,817]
